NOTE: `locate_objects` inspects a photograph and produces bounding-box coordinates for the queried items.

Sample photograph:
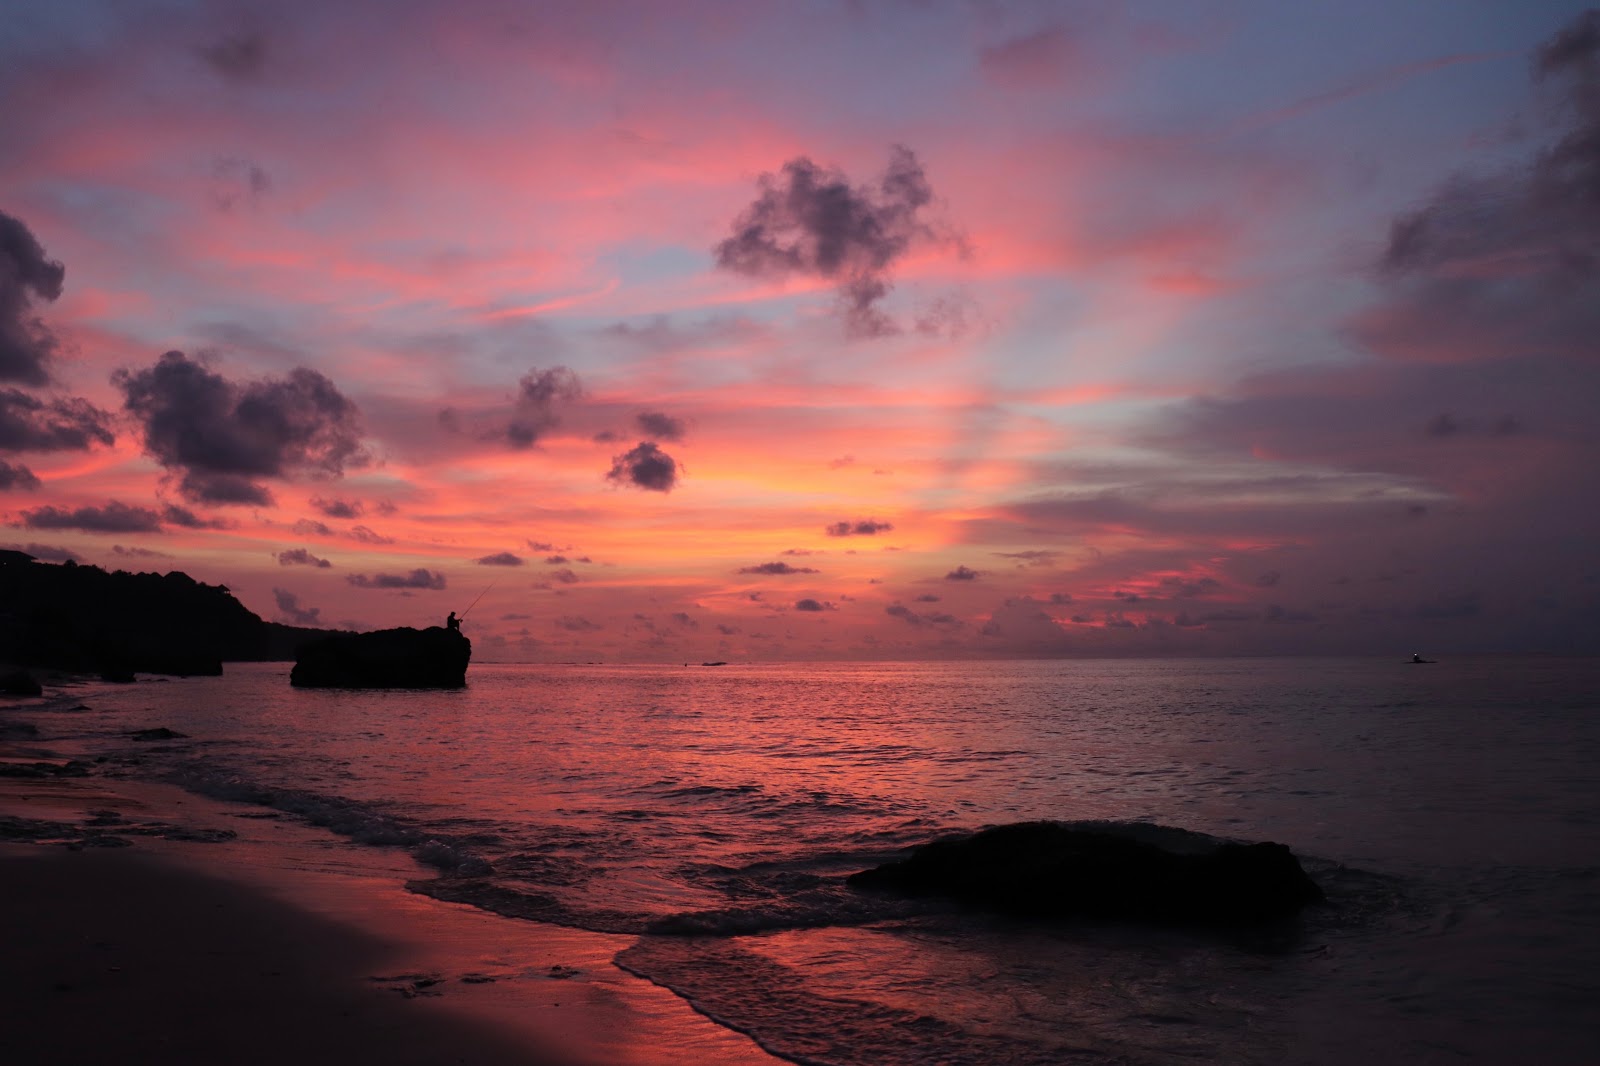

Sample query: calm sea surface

[42,657,1600,1064]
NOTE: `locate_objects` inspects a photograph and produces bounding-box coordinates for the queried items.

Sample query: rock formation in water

[0,669,42,696]
[290,626,471,688]
[847,820,1324,925]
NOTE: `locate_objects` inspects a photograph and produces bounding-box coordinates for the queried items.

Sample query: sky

[3,0,1598,662]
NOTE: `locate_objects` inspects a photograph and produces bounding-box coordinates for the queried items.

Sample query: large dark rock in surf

[847,821,1324,926]
[0,669,42,696]
[290,626,470,689]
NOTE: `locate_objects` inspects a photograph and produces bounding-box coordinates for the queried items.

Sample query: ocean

[31,657,1600,1064]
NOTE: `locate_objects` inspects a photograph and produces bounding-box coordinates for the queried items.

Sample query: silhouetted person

[446,611,460,631]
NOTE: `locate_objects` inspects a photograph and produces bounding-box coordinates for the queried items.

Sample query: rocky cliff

[0,551,329,677]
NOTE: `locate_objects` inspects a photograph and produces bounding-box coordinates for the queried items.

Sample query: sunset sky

[3,1,1598,661]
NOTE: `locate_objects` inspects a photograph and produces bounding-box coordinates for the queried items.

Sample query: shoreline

[0,692,785,1066]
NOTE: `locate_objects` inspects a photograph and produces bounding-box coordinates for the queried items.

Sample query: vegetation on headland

[0,549,330,678]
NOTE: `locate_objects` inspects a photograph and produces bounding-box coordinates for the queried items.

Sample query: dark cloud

[277,548,331,568]
[545,555,568,564]
[886,602,960,627]
[994,549,1061,566]
[885,603,922,625]
[669,611,699,628]
[161,505,229,530]
[477,551,524,566]
[979,26,1077,89]
[826,518,893,537]
[505,367,581,448]
[1360,12,1600,365]
[115,351,366,506]
[0,388,115,453]
[794,598,835,612]
[1160,576,1221,599]
[183,472,273,506]
[556,615,600,632]
[714,146,938,336]
[738,561,819,575]
[310,495,363,519]
[0,459,39,490]
[550,568,580,584]
[272,588,323,626]
[1255,571,1281,588]
[1,541,81,562]
[636,411,686,441]
[945,565,981,581]
[292,518,334,536]
[606,441,679,492]
[914,594,941,602]
[0,211,66,386]
[716,623,740,635]
[197,31,268,80]
[211,157,272,212]
[1048,592,1074,604]
[112,544,173,560]
[345,569,447,590]
[526,540,561,552]
[19,501,164,534]
[348,525,393,545]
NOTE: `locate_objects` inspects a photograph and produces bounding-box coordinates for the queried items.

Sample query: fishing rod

[459,583,495,620]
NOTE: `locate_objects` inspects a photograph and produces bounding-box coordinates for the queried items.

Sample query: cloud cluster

[885,603,960,627]
[0,388,115,453]
[115,351,367,506]
[714,145,937,336]
[1359,11,1600,365]
[826,518,893,537]
[19,501,164,533]
[606,441,679,492]
[277,548,331,568]
[197,31,269,81]
[636,411,686,441]
[1,541,81,562]
[738,561,819,575]
[345,569,447,590]
[506,366,581,448]
[273,587,323,625]
[476,551,523,566]
[113,545,173,560]
[0,459,40,491]
[0,211,65,386]
[310,496,363,518]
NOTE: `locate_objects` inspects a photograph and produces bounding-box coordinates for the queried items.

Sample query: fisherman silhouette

[446,611,460,631]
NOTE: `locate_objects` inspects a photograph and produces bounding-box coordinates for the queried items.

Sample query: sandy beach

[0,693,783,1066]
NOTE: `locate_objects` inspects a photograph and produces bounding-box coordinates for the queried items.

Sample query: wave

[161,761,494,876]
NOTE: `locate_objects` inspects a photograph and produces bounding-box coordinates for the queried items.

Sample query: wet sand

[0,699,783,1066]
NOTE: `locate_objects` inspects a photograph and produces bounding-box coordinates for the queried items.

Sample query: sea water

[35,657,1600,1064]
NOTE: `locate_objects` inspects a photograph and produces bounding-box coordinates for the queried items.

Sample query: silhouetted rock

[290,626,471,689]
[0,553,331,676]
[847,821,1324,925]
[130,728,188,741]
[0,669,42,696]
